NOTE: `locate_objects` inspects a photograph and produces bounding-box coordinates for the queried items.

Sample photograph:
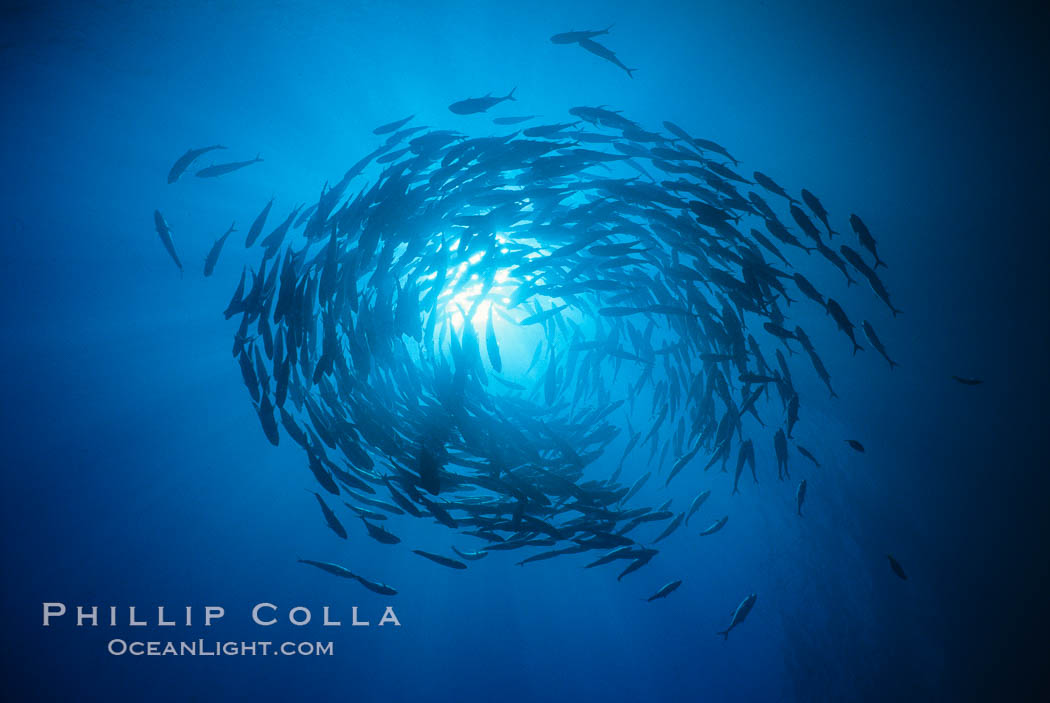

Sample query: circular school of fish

[217,106,898,588]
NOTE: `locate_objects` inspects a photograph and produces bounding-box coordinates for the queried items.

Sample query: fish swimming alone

[718,593,757,640]
[298,560,398,595]
[797,446,821,467]
[700,516,729,536]
[152,209,182,274]
[577,38,635,78]
[646,580,683,602]
[845,439,865,453]
[685,490,711,525]
[448,89,516,115]
[550,26,613,44]
[887,554,908,580]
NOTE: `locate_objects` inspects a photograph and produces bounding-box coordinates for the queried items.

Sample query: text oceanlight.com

[107,640,334,656]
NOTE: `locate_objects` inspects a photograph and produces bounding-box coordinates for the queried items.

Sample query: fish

[685,490,711,525]
[646,580,683,602]
[792,273,825,307]
[451,547,489,561]
[297,559,397,594]
[585,546,642,568]
[256,394,279,446]
[203,222,236,277]
[312,492,347,539]
[717,593,757,639]
[623,472,652,504]
[360,518,400,545]
[195,154,263,178]
[449,89,516,115]
[617,551,656,581]
[550,26,613,44]
[576,38,635,78]
[797,445,820,467]
[351,573,399,596]
[845,439,865,453]
[244,198,273,248]
[373,114,415,135]
[152,210,183,273]
[699,516,728,536]
[753,172,797,203]
[732,439,756,495]
[412,550,468,570]
[886,554,908,580]
[652,512,685,543]
[825,298,864,354]
[492,115,537,125]
[297,558,355,579]
[168,144,226,183]
[951,376,983,385]
[485,306,502,372]
[861,321,898,369]
[801,189,836,236]
[774,429,789,480]
[796,479,807,516]
[849,214,885,269]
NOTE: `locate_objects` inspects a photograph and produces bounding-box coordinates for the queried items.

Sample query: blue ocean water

[2,1,1048,701]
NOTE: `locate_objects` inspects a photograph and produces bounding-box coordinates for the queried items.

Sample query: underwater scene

[2,1,1048,701]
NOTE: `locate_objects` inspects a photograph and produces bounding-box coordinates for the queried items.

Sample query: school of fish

[158,91,910,639]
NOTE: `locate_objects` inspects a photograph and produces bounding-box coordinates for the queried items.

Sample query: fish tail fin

[829,389,839,399]
[604,23,615,33]
[889,359,899,370]
[875,258,887,269]
[626,68,636,79]
[852,342,863,355]
[717,629,729,640]
[846,274,856,287]
[255,153,262,162]
[891,307,902,317]
[506,87,517,101]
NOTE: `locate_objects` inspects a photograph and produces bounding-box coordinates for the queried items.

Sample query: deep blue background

[1,1,1047,701]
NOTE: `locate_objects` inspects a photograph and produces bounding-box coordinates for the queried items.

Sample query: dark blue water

[2,1,1048,701]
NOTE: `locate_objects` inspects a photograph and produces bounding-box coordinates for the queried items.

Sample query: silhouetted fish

[168,144,225,183]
